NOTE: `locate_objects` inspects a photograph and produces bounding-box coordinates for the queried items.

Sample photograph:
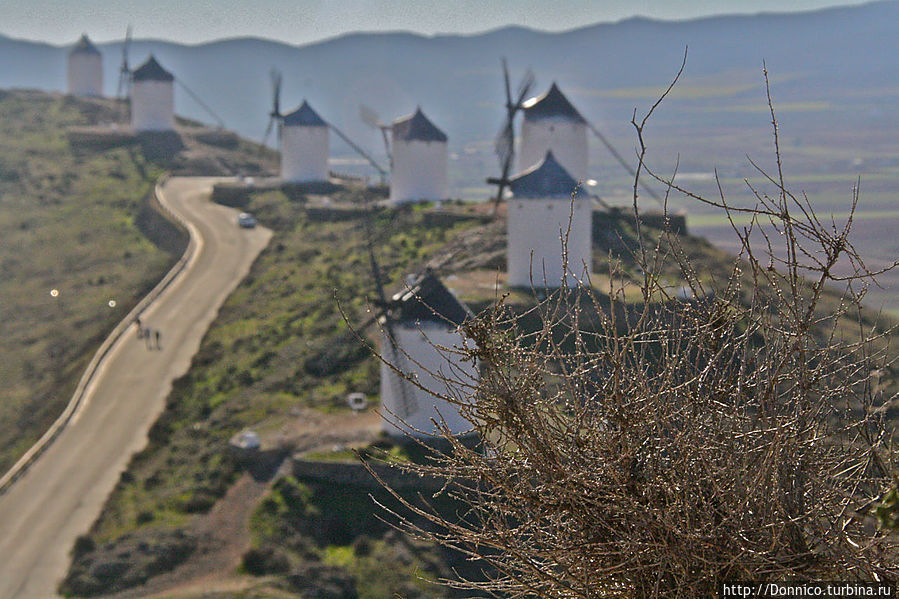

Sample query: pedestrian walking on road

[155,329,162,351]
[135,317,144,340]
[145,328,154,350]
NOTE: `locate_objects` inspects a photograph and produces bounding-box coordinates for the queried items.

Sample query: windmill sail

[487,58,535,214]
[116,25,132,101]
[365,212,418,420]
[261,69,283,148]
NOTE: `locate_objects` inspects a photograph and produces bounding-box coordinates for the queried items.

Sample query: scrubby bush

[375,68,899,597]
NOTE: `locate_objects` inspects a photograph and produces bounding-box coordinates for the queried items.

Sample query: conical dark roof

[392,108,447,143]
[283,100,327,127]
[132,56,174,82]
[390,271,471,327]
[70,34,100,56]
[522,82,586,123]
[509,151,580,198]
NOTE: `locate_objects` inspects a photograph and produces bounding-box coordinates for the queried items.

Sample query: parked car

[237,212,257,228]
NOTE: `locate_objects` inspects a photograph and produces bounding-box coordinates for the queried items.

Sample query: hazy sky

[0,0,874,46]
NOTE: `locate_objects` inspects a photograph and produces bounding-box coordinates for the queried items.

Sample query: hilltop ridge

[0,0,896,158]
[0,89,271,475]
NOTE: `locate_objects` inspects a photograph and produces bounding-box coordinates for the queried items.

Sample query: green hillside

[61,175,899,596]
[0,90,174,474]
[61,187,484,597]
[4,89,892,597]
[58,181,788,597]
[0,89,270,475]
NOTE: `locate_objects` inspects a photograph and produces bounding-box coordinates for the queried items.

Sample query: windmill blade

[261,68,283,150]
[327,121,388,177]
[494,122,512,166]
[364,210,418,420]
[487,58,532,215]
[515,68,535,108]
[490,135,514,214]
[586,120,665,208]
[261,117,275,149]
[380,313,418,420]
[379,128,392,170]
[360,104,392,166]
[270,69,282,118]
[359,103,382,129]
[116,25,132,100]
[502,57,513,111]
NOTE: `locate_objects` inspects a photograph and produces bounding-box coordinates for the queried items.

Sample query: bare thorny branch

[362,59,899,597]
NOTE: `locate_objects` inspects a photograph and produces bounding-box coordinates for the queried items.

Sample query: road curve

[0,177,271,598]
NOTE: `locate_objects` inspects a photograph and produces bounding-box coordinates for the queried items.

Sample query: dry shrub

[370,64,899,597]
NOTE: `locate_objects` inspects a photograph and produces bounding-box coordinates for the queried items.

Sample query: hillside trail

[0,177,271,599]
[109,409,381,599]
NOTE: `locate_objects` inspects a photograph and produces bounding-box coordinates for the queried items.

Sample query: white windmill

[280,100,330,183]
[375,270,476,438]
[130,56,175,132]
[388,108,448,205]
[365,217,475,438]
[264,71,387,182]
[506,150,591,288]
[67,34,103,97]
[519,82,589,182]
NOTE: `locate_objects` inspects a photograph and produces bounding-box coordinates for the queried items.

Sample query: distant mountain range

[2,1,897,172]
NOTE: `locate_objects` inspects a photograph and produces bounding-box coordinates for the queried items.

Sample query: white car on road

[237,212,257,228]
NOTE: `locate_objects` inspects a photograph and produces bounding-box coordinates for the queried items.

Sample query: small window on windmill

[347,392,368,412]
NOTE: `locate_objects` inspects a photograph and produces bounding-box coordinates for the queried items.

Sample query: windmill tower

[389,108,448,205]
[377,271,476,438]
[506,151,591,288]
[519,83,588,182]
[281,100,330,183]
[130,56,175,132]
[67,34,102,97]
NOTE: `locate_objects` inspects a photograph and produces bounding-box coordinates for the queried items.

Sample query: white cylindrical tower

[389,108,448,205]
[130,56,175,132]
[506,151,592,288]
[280,100,330,183]
[519,82,588,182]
[379,272,476,439]
[67,35,103,97]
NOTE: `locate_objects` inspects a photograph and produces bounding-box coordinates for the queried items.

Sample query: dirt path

[109,409,381,598]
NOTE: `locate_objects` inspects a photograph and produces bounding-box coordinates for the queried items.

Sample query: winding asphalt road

[0,177,271,598]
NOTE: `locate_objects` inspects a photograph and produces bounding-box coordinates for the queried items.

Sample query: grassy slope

[62,189,479,597]
[64,186,805,598]
[0,90,174,473]
[0,88,275,477]
[61,185,897,595]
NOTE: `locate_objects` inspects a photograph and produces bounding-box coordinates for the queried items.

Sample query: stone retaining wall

[593,209,688,236]
[291,457,446,492]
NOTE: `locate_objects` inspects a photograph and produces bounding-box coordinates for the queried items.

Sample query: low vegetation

[61,186,483,596]
[0,90,271,477]
[61,153,892,596]
[0,90,172,474]
[5,65,884,596]
[367,76,899,596]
